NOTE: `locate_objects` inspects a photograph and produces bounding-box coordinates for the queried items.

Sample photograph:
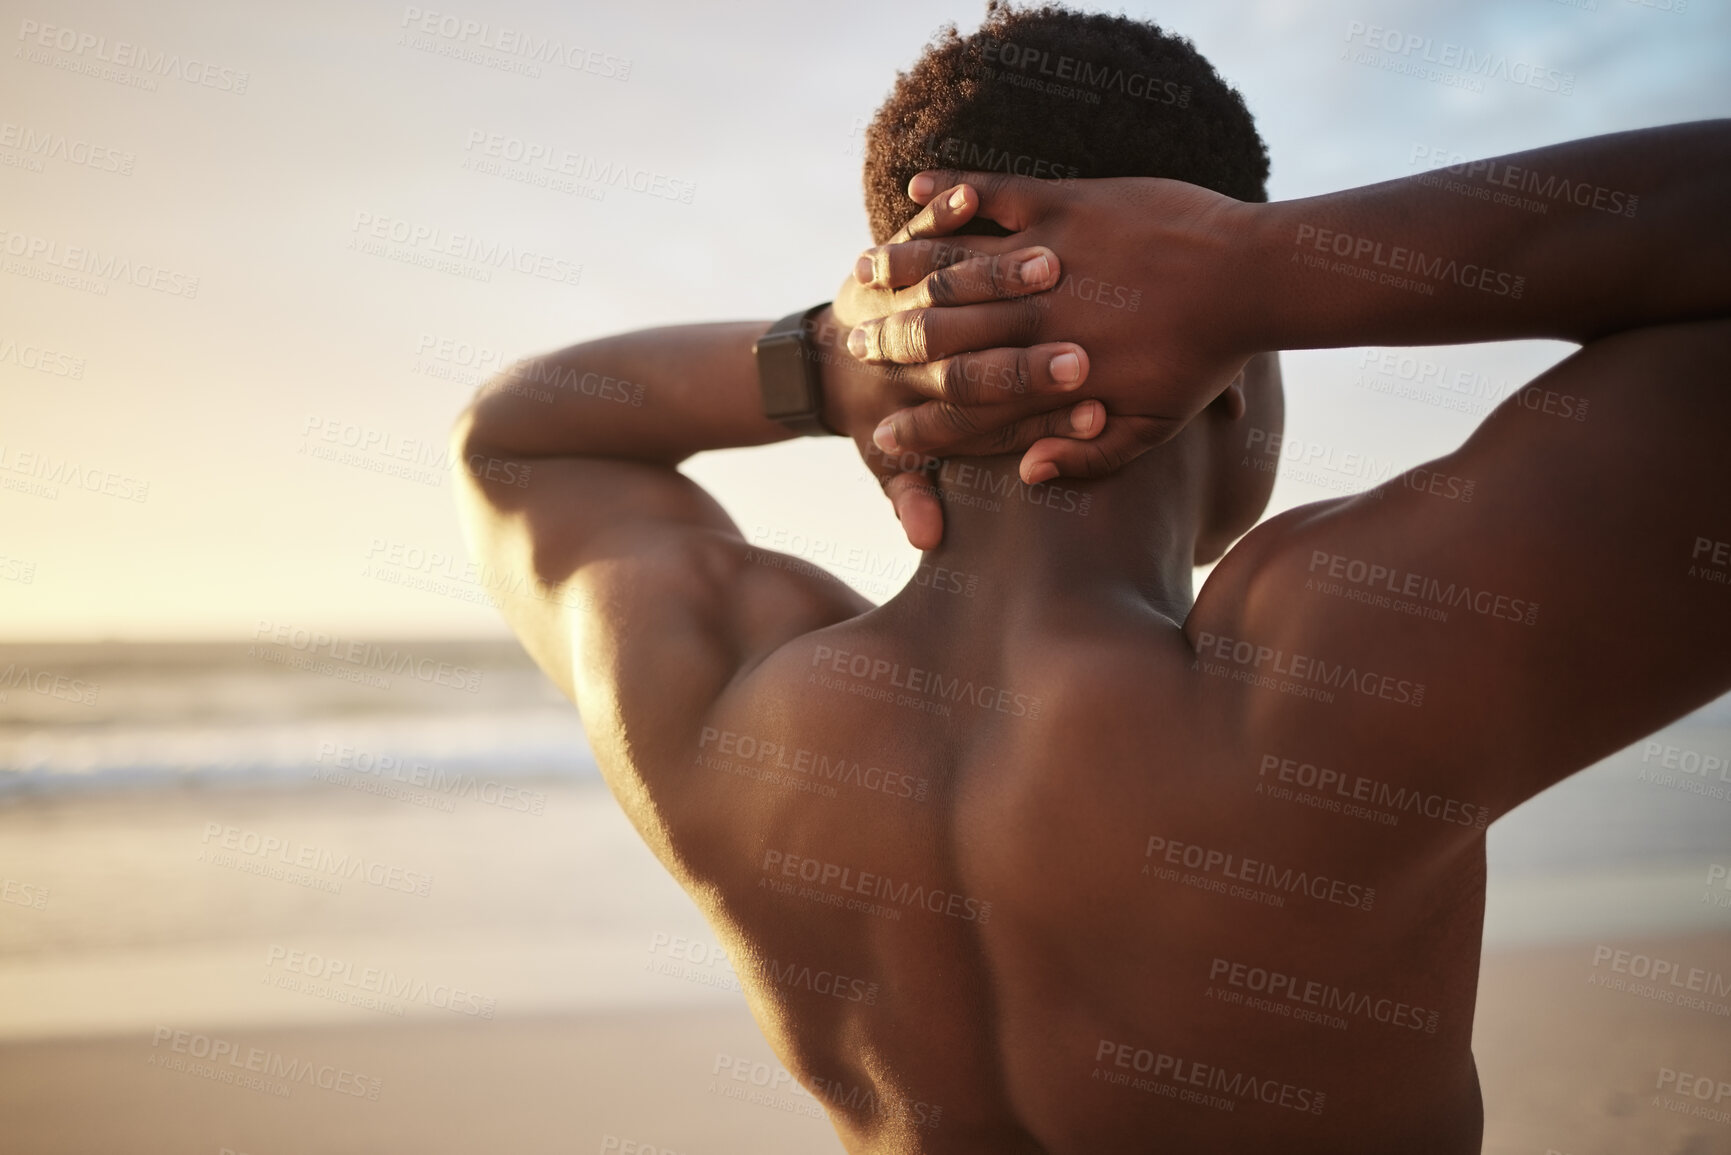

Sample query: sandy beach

[0,782,847,1154]
[1474,934,1731,1155]
[0,781,1726,1153]
[0,1007,841,1155]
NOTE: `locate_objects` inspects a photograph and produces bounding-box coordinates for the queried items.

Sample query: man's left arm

[450,318,876,843]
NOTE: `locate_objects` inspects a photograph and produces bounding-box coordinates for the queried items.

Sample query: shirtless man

[450,8,1731,1151]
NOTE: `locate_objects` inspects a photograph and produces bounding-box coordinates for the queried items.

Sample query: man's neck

[890,449,1205,625]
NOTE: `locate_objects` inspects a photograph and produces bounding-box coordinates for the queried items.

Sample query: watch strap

[753,302,838,436]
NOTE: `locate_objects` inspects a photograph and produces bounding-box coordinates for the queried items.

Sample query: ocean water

[2,641,1726,876]
[0,641,598,797]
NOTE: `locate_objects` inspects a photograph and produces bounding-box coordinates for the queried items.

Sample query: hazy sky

[2,0,1727,639]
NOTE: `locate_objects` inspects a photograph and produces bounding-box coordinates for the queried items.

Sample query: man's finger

[907,247,1060,307]
[856,234,1015,291]
[907,171,1056,233]
[883,471,943,551]
[1018,416,1180,483]
[868,343,1087,432]
[982,401,1105,457]
[884,183,981,246]
[876,395,1101,459]
[848,296,1047,365]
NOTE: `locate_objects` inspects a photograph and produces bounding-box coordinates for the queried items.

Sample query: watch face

[757,333,820,420]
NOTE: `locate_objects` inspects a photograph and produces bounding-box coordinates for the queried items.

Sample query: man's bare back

[682,590,1486,1152]
[454,301,1729,1151]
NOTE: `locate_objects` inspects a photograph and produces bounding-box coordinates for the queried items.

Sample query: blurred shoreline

[0,639,598,796]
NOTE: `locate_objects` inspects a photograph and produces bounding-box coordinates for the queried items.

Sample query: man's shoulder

[1188,496,1359,643]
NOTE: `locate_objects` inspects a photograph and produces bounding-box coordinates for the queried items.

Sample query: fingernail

[1071,402,1097,434]
[1025,462,1058,485]
[847,326,869,359]
[1050,351,1080,386]
[947,186,968,210]
[909,174,935,200]
[873,421,899,453]
[855,254,874,283]
[1017,254,1050,284]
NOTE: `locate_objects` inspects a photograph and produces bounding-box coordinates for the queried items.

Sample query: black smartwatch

[753,302,838,436]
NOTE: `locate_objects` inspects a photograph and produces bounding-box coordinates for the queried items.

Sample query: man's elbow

[450,366,519,458]
[452,359,580,462]
[450,361,534,466]
[448,391,538,502]
[449,404,487,491]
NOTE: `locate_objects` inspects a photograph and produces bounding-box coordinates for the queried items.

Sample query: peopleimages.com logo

[15,19,251,93]
[1341,21,1575,96]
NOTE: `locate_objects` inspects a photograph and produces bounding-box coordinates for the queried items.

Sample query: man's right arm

[852,120,1731,479]
[1239,120,1731,352]
[1191,316,1731,818]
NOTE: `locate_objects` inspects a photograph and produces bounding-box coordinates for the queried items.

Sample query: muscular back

[661,539,1489,1153]
[457,319,1731,1153]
